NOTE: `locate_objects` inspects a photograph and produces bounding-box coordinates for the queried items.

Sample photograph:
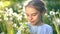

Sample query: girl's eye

[26,14,29,16]
[32,14,36,16]
[32,13,37,16]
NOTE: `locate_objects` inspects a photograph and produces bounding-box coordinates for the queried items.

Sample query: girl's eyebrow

[32,12,38,14]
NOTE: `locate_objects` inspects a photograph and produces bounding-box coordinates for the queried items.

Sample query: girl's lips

[30,21,34,23]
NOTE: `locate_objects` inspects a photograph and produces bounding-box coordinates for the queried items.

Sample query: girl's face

[25,6,42,25]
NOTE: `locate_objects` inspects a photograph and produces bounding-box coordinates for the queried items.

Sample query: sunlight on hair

[23,0,32,6]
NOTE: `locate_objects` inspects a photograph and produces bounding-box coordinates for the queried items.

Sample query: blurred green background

[0,0,60,34]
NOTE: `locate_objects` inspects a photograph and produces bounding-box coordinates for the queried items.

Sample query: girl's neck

[36,22,44,26]
[31,22,44,26]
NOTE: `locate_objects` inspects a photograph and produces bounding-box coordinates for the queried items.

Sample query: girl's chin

[30,22,36,25]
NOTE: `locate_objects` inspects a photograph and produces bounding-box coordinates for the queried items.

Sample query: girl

[25,0,53,34]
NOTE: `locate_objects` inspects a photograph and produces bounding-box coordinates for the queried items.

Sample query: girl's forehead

[25,7,40,13]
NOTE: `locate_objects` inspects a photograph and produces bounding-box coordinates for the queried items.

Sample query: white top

[28,24,53,34]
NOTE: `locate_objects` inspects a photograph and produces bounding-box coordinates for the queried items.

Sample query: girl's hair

[25,0,46,13]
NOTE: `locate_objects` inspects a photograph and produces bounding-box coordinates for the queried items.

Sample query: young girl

[25,0,53,34]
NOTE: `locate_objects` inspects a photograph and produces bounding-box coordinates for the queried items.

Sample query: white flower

[45,13,48,16]
[17,3,22,9]
[12,12,18,17]
[0,19,2,21]
[0,1,3,6]
[47,15,50,18]
[4,11,9,16]
[18,10,21,12]
[5,8,13,16]
[19,23,23,26]
[20,25,24,29]
[55,18,60,25]
[24,13,27,18]
[50,11,55,15]
[23,6,25,12]
[53,18,60,25]
[0,32,4,34]
[0,10,3,13]
[20,12,24,15]
[5,8,8,11]
[9,17,13,20]
[12,12,22,20]
[25,22,28,25]
[4,17,8,21]
[17,30,21,34]
[17,15,22,20]
[55,12,59,14]
[13,23,17,27]
[5,8,13,13]
[19,5,22,8]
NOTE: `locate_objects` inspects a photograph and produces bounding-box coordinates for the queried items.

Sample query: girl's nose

[29,15,33,20]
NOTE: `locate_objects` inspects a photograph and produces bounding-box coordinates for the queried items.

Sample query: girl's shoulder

[41,24,52,29]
